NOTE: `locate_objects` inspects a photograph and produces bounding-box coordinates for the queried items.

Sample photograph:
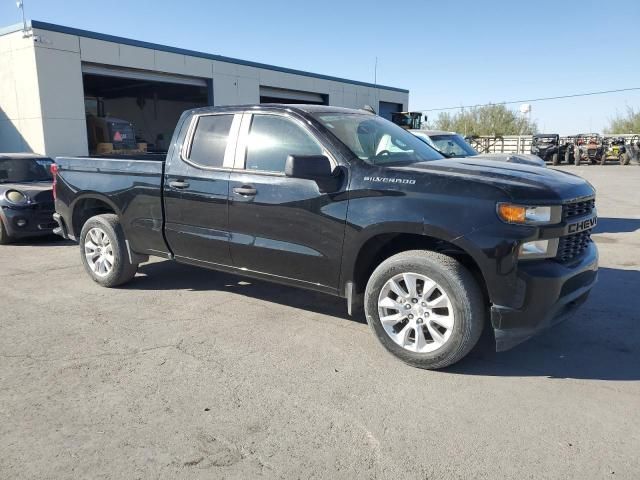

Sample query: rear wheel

[364,250,485,370]
[574,149,581,166]
[0,217,13,244]
[565,149,572,164]
[552,153,559,165]
[79,214,138,287]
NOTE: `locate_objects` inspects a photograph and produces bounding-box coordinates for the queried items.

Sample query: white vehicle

[410,130,546,167]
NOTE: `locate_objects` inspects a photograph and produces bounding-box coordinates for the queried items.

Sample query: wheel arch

[70,193,121,238]
[344,230,490,305]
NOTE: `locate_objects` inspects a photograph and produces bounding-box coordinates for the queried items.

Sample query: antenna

[16,0,29,36]
[374,56,378,86]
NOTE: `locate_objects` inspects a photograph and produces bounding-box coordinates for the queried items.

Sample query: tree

[605,107,640,134]
[430,104,537,136]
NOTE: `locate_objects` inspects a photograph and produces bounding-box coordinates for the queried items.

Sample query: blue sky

[2,0,639,134]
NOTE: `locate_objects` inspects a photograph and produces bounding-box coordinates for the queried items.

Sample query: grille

[563,198,595,220]
[556,230,592,263]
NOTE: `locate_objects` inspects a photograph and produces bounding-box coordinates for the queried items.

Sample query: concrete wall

[0,31,45,153]
[32,30,88,157]
[1,24,408,156]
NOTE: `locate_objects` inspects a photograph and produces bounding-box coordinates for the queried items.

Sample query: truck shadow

[134,260,357,322]
[593,217,640,234]
[451,267,640,381]
[133,263,638,380]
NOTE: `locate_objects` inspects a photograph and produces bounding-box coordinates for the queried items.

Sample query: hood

[0,181,53,204]
[473,153,546,167]
[392,158,594,203]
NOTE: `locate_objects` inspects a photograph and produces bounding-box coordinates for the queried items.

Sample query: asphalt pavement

[1,164,638,479]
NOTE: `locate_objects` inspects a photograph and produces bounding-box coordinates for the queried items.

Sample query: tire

[574,150,581,166]
[79,214,138,287]
[364,250,485,370]
[565,149,571,164]
[552,153,559,165]
[620,153,630,165]
[0,216,13,245]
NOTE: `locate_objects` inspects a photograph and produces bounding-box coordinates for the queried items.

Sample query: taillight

[50,163,58,200]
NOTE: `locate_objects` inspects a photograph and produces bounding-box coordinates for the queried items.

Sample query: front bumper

[1,205,57,239]
[491,242,598,351]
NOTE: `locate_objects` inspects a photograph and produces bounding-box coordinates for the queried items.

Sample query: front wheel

[574,150,581,166]
[364,250,485,369]
[552,153,559,165]
[79,214,138,287]
[620,153,630,165]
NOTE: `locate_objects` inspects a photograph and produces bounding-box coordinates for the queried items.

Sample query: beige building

[0,20,409,157]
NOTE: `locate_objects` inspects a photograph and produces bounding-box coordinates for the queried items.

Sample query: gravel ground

[1,164,638,479]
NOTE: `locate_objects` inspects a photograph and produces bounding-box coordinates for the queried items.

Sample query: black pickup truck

[52,105,598,369]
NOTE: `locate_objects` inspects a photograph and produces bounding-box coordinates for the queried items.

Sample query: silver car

[410,130,546,167]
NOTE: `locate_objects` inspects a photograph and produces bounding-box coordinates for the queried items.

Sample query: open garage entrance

[259,86,327,105]
[378,101,403,121]
[81,65,209,154]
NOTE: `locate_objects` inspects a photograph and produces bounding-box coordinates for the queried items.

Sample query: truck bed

[54,155,169,257]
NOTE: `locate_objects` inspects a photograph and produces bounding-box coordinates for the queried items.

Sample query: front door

[227,112,348,290]
[163,112,241,266]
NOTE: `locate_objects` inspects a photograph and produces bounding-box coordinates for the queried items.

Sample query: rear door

[163,112,241,266]
[227,112,349,291]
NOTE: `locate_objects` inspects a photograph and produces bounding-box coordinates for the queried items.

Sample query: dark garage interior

[82,72,209,153]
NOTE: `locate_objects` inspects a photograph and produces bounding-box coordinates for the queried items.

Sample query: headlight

[519,238,559,260]
[497,203,560,225]
[5,190,30,205]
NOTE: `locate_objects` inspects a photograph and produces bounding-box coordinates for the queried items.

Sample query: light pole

[519,104,532,153]
[16,0,29,36]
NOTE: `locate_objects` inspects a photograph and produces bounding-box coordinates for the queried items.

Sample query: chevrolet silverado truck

[52,105,598,369]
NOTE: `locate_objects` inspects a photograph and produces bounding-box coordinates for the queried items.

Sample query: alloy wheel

[377,272,455,353]
[84,227,114,277]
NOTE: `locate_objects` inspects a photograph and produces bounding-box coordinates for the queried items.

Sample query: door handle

[233,185,257,196]
[169,180,190,189]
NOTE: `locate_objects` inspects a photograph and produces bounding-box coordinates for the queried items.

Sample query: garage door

[81,64,210,154]
[379,101,403,121]
[81,64,208,87]
[259,86,327,105]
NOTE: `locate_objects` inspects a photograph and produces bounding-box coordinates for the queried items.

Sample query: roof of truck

[190,104,376,116]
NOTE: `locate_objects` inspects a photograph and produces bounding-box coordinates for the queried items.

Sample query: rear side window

[188,114,234,168]
[245,115,323,172]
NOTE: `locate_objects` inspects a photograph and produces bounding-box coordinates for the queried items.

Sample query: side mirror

[285,155,333,179]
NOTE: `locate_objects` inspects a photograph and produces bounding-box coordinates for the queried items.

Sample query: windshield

[313,113,444,165]
[0,158,53,183]
[426,134,478,157]
[534,137,557,145]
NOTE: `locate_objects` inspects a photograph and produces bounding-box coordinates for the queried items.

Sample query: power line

[417,87,640,113]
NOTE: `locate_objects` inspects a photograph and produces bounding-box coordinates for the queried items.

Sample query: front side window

[245,115,323,173]
[188,114,234,168]
[313,113,443,166]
